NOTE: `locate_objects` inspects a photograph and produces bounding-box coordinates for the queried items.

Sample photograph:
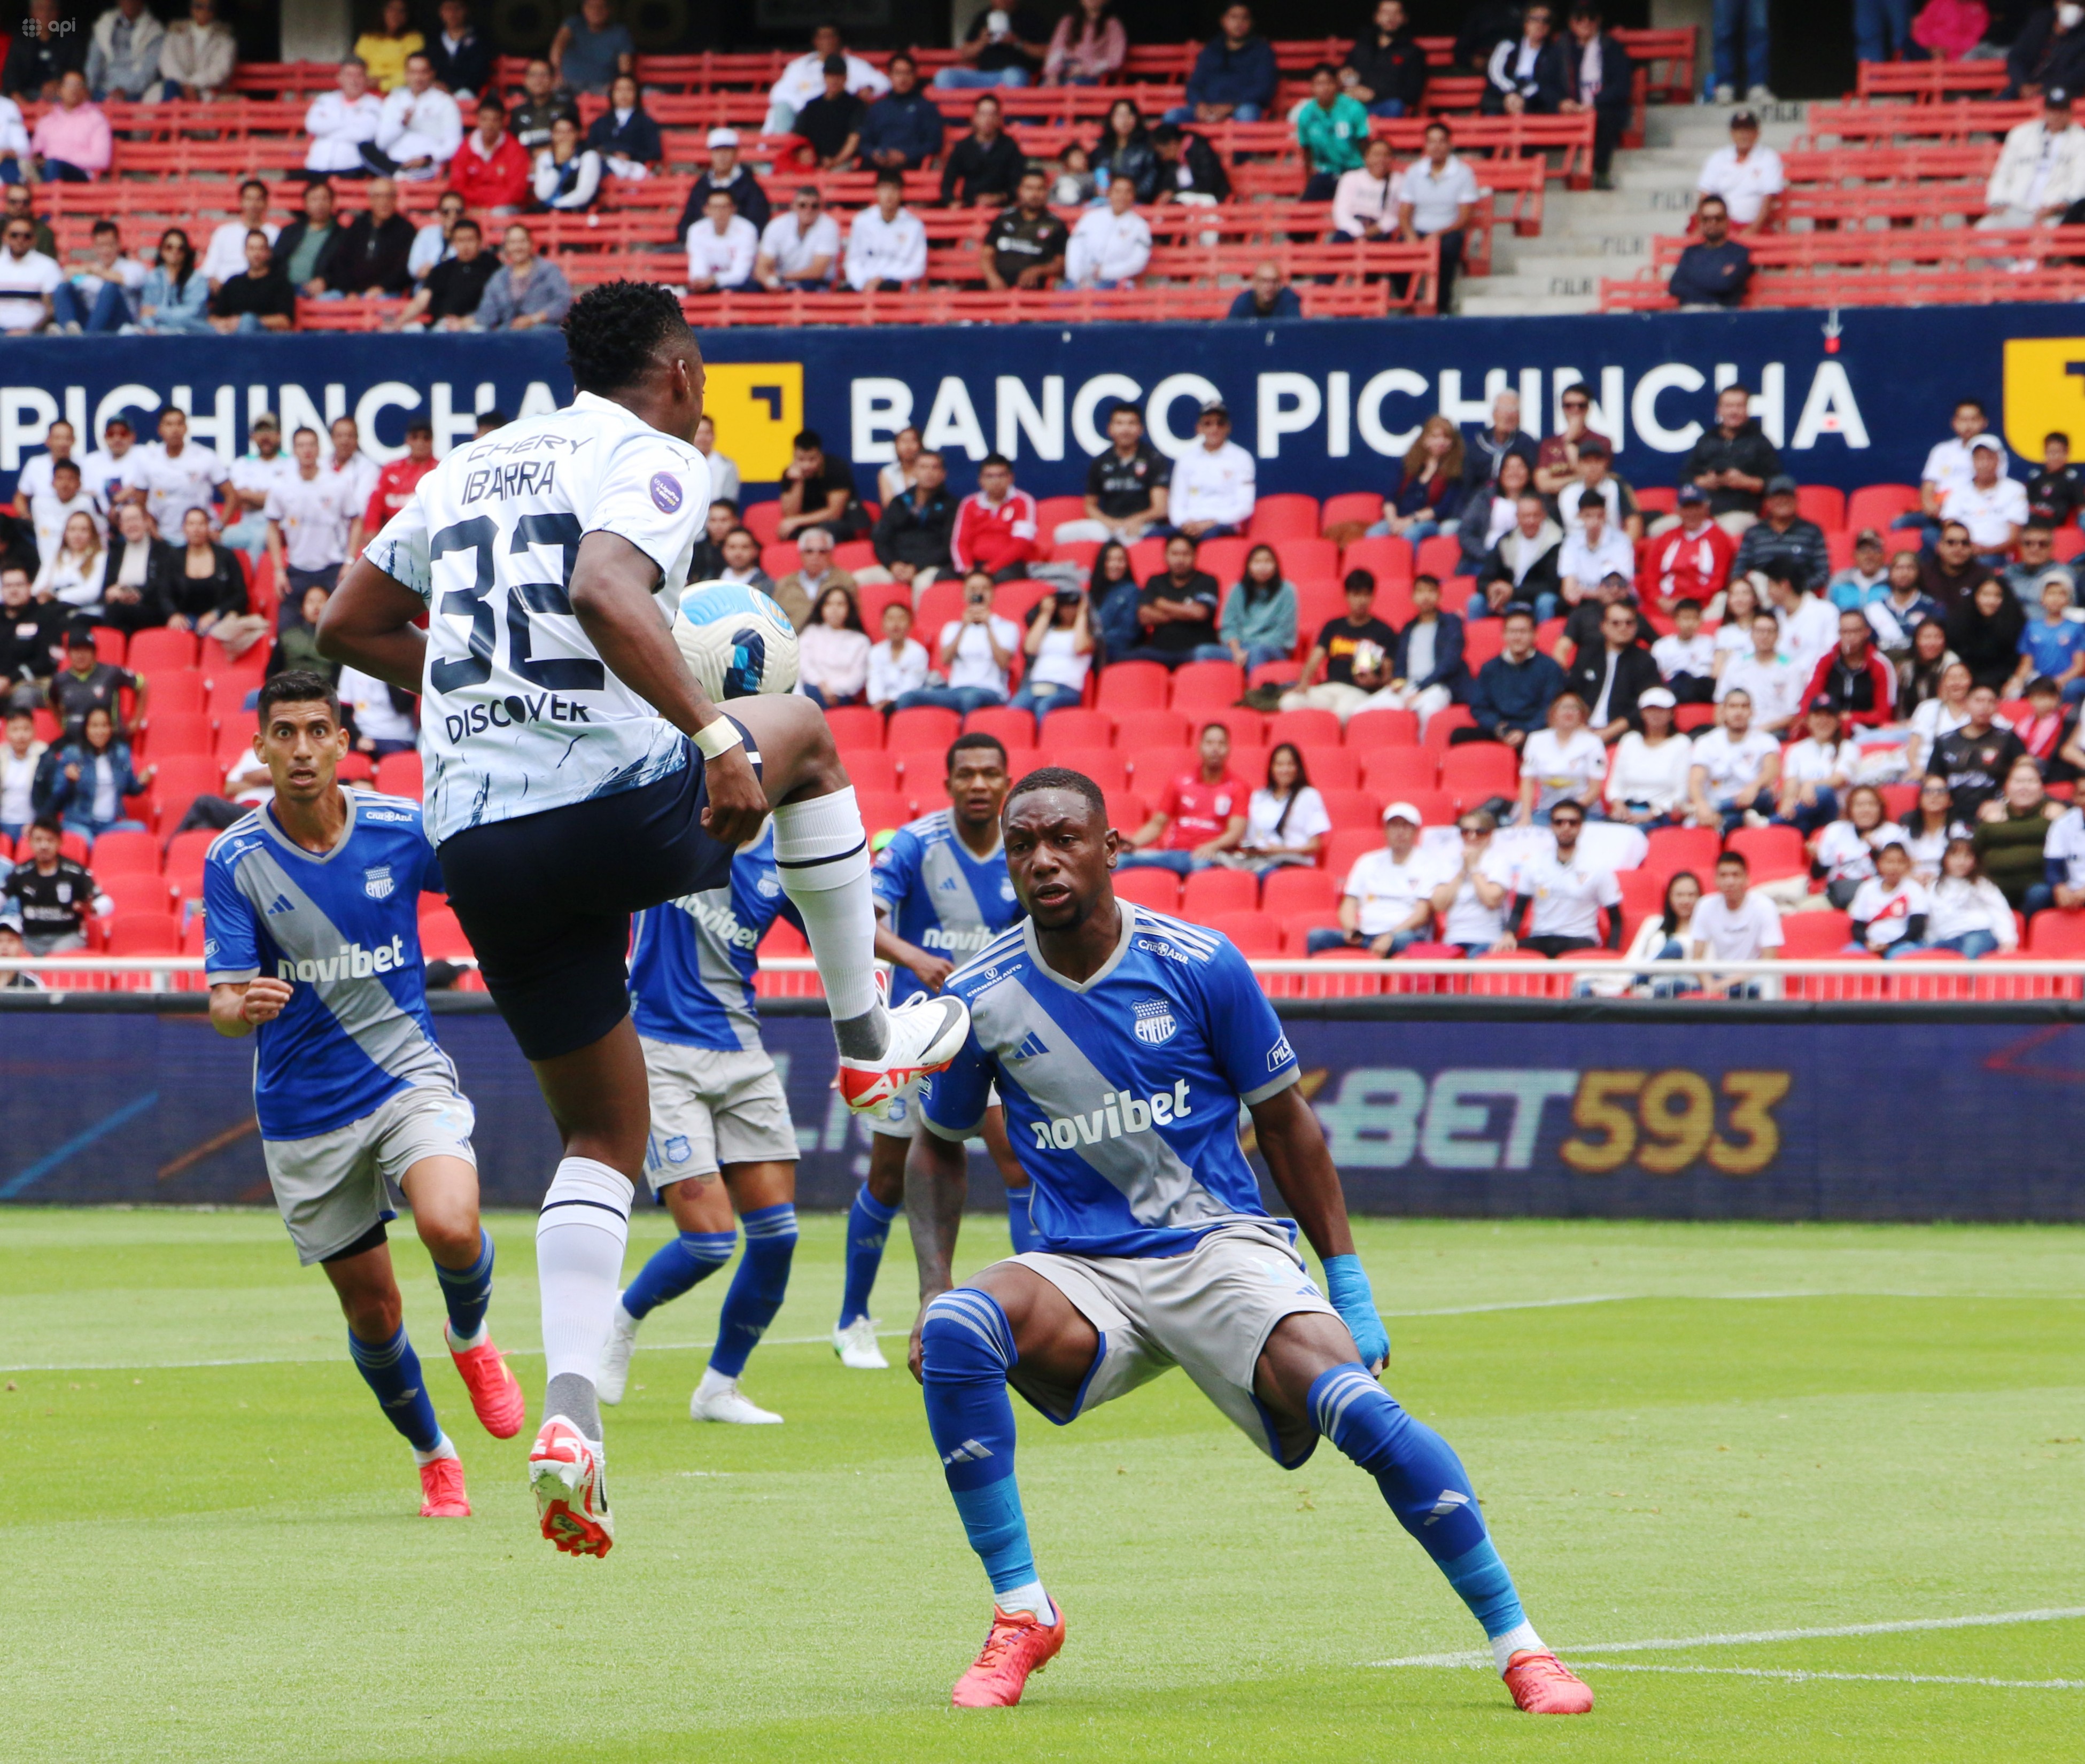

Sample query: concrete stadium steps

[1458,100,1808,316]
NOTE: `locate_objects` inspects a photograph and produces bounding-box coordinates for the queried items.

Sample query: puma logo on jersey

[441,694,595,741]
[275,936,408,982]
[461,461,559,503]
[1027,1082,1192,1151]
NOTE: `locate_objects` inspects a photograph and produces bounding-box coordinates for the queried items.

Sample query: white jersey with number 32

[363,390,712,844]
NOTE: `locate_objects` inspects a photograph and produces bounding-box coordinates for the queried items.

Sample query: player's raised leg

[691,1159,796,1424]
[398,1155,525,1439]
[320,1229,469,1518]
[915,1255,1089,1707]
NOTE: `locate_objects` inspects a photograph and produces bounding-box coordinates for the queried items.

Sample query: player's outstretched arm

[904,1126,969,1383]
[319,558,431,696]
[1249,1083,1391,1373]
[567,530,766,843]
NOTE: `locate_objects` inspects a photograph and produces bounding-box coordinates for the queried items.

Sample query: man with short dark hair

[1562,591,1659,742]
[1680,382,1778,530]
[1559,3,1632,185]
[1467,607,1565,749]
[869,450,957,589]
[1930,683,2027,820]
[1482,2,1565,114]
[1169,2,1277,123]
[793,54,866,169]
[1805,608,1896,731]
[1534,381,1609,496]
[508,56,577,154]
[676,126,771,238]
[1055,404,1169,546]
[50,623,145,739]
[1399,121,1480,306]
[777,428,867,542]
[860,51,943,171]
[1342,0,1428,117]
[316,178,417,296]
[982,168,1067,290]
[3,816,103,954]
[754,185,840,291]
[1121,720,1246,870]
[1669,195,1751,308]
[950,455,1038,578]
[356,420,437,559]
[941,95,1026,207]
[391,217,495,328]
[1125,533,1221,670]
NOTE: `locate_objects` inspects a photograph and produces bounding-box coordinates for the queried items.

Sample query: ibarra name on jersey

[462,460,560,503]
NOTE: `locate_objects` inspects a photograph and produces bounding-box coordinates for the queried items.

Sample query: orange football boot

[418,1454,470,1518]
[950,1604,1065,1708]
[449,1332,527,1439]
[529,1416,614,1557]
[1502,1650,1595,1714]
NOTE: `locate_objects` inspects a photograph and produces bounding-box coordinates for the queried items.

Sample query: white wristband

[694,717,743,761]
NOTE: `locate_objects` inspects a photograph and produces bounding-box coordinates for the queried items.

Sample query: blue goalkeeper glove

[1321,1254,1389,1375]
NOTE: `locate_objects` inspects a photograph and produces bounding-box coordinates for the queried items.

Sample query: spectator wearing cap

[793,55,867,169]
[1829,528,1892,610]
[1605,686,1694,822]
[1732,475,1830,593]
[859,51,944,170]
[2003,523,2075,606]
[941,95,1027,207]
[450,95,532,212]
[508,57,578,155]
[763,22,889,135]
[1308,801,1440,955]
[1669,194,1751,307]
[1805,606,1897,731]
[1982,86,2085,228]
[1774,696,1855,835]
[1165,403,1255,540]
[2009,571,2085,699]
[676,130,771,239]
[1226,260,1302,318]
[1399,121,1481,307]
[1696,108,1783,231]
[936,4,1050,89]
[1678,381,1780,532]
[1942,434,2029,564]
[585,71,662,178]
[1646,485,1737,610]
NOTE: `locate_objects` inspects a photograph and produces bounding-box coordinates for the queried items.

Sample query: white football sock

[1490,1621,1545,1673]
[771,786,887,1059]
[412,1435,458,1466]
[444,1319,489,1353]
[995,1580,1058,1626]
[536,1156,634,1437]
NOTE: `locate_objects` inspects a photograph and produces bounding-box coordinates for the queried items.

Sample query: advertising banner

[6,304,2085,503]
[5,1005,2080,1222]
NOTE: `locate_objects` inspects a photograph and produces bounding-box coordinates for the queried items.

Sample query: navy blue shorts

[438,720,759,1061]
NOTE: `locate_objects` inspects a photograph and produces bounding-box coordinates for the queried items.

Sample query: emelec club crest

[364,865,394,900]
[1133,998,1177,1044]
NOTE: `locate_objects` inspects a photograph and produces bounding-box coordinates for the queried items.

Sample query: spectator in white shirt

[1398,119,1481,305]
[0,215,61,335]
[1430,809,1518,955]
[121,406,226,535]
[221,413,289,555]
[305,59,386,178]
[265,426,355,594]
[1505,799,1625,957]
[1557,497,1634,604]
[1223,742,1330,873]
[1774,696,1855,835]
[327,417,381,553]
[1768,566,1841,682]
[408,191,467,281]
[1942,433,2029,563]
[756,186,840,291]
[843,169,927,290]
[1847,835,1931,951]
[1332,135,1400,241]
[1688,687,1781,830]
[1695,108,1784,229]
[866,600,931,708]
[203,181,281,291]
[1166,401,1255,539]
[1912,397,1994,537]
[1517,690,1607,824]
[1924,836,2018,958]
[1065,175,1152,287]
[378,52,464,180]
[157,0,237,102]
[686,189,758,291]
[890,569,1024,714]
[79,414,135,506]
[1308,801,1442,955]
[1605,688,1693,826]
[1716,607,1803,734]
[763,24,889,136]
[12,417,81,514]
[30,461,105,564]
[1980,88,2085,228]
[1651,597,1717,703]
[1690,850,1782,994]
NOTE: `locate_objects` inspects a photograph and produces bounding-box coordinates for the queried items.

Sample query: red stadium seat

[1362,749,1439,795]
[1263,867,1337,915]
[1181,868,1260,918]
[1439,744,1518,805]
[88,828,159,878]
[91,627,127,667]
[1725,823,1805,882]
[1203,910,1282,954]
[1400,786,1457,827]
[1169,659,1245,709]
[1846,484,1920,534]
[1112,708,1192,750]
[1321,492,1382,532]
[963,705,1035,749]
[760,541,800,580]
[147,755,223,831]
[104,911,180,956]
[1096,661,1170,712]
[1616,867,1667,919]
[1323,827,1383,879]
[1796,485,1846,532]
[1042,749,1129,794]
[1249,494,1320,541]
[1112,866,1182,911]
[1415,534,1463,581]
[1191,706,1265,749]
[375,752,423,798]
[1462,619,1506,669]
[890,747,948,786]
[1423,705,1478,750]
[138,711,213,760]
[826,705,884,749]
[1779,910,1854,956]
[1035,494,1086,534]
[96,872,174,919]
[1318,788,1383,830]
[1271,538,1339,583]
[1644,825,1722,886]
[143,669,206,716]
[1038,708,1112,748]
[2028,907,2085,954]
[1299,748,1358,788]
[1268,708,1342,749]
[855,790,911,835]
[1345,707,1419,748]
[1133,747,1195,787]
[1196,537,1252,584]
[125,628,197,677]
[842,751,900,791]
[418,906,474,962]
[336,753,375,785]
[886,705,959,751]
[1105,789,1149,835]
[741,501,781,544]
[1339,535,1413,586]
[855,580,909,633]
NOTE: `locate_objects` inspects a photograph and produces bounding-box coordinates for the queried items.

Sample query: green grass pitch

[7,1208,2083,1763]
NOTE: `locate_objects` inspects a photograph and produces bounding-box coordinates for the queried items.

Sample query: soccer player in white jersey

[317,281,967,1558]
[834,732,1032,1371]
[595,823,804,1425]
[204,672,526,1519]
[905,767,1592,1716]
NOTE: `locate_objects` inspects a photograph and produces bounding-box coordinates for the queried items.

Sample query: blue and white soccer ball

[673,580,799,700]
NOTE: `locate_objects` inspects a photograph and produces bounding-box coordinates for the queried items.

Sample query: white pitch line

[1573,1664,2085,1690]
[1373,1607,2085,1669]
[3,1287,2022,1374]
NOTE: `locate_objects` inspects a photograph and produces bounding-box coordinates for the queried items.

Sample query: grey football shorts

[640,1038,800,1189]
[262,1082,477,1265]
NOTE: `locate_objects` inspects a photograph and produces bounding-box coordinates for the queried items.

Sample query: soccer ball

[673,580,799,700]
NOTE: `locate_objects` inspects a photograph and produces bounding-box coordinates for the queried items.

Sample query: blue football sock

[1309,1362,1528,1641]
[621,1228,734,1321]
[347,1324,443,1454]
[920,1287,1037,1593]
[1005,1185,1039,1255]
[709,1203,797,1379]
[838,1185,900,1327]
[433,1228,495,1342]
